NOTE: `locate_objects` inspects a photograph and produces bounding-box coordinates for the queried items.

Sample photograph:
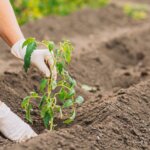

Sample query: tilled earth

[0,0,150,150]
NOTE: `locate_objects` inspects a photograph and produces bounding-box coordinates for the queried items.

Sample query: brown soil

[0,1,150,150]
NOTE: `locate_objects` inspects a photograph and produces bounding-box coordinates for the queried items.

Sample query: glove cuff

[11,38,26,59]
[0,103,10,119]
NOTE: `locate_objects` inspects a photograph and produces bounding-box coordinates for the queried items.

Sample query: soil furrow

[1,80,150,150]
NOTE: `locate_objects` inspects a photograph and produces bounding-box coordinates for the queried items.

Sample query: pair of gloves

[0,39,56,142]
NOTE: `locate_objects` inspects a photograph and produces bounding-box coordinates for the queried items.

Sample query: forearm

[0,0,24,47]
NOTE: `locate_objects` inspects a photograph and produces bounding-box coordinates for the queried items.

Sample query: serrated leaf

[22,38,35,48]
[23,41,37,72]
[75,96,84,104]
[63,99,73,108]
[40,79,47,92]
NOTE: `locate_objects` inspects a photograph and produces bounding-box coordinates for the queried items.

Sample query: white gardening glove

[0,102,37,142]
[11,39,57,79]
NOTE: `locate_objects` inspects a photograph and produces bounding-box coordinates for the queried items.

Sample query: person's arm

[0,1,38,142]
[0,0,57,142]
[0,0,57,79]
[0,0,24,47]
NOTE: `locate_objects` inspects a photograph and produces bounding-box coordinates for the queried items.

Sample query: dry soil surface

[0,1,150,150]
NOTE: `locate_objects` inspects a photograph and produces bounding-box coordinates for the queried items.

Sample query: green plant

[21,38,84,130]
[10,0,110,25]
[123,3,148,20]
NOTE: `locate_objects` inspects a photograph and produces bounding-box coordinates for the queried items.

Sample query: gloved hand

[11,39,57,79]
[0,102,37,142]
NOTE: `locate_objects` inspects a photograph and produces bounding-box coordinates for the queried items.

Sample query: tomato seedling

[21,38,84,130]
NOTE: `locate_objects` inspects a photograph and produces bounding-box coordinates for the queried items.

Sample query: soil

[0,0,150,150]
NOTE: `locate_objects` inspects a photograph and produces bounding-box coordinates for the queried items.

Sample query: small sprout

[22,38,84,130]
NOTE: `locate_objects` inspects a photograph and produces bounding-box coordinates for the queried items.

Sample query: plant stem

[50,118,53,131]
[57,84,70,90]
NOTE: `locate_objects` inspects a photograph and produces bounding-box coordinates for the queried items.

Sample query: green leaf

[23,41,37,72]
[67,88,75,98]
[42,106,54,129]
[64,49,71,63]
[42,40,55,51]
[56,62,64,74]
[48,41,55,51]
[58,88,67,101]
[21,96,30,108]
[25,104,32,123]
[40,105,47,118]
[39,95,47,109]
[22,38,35,48]
[63,99,73,108]
[30,92,39,97]
[43,111,51,129]
[21,96,32,123]
[63,118,73,124]
[69,76,76,87]
[61,40,73,63]
[75,96,84,104]
[64,72,76,87]
[40,79,47,92]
